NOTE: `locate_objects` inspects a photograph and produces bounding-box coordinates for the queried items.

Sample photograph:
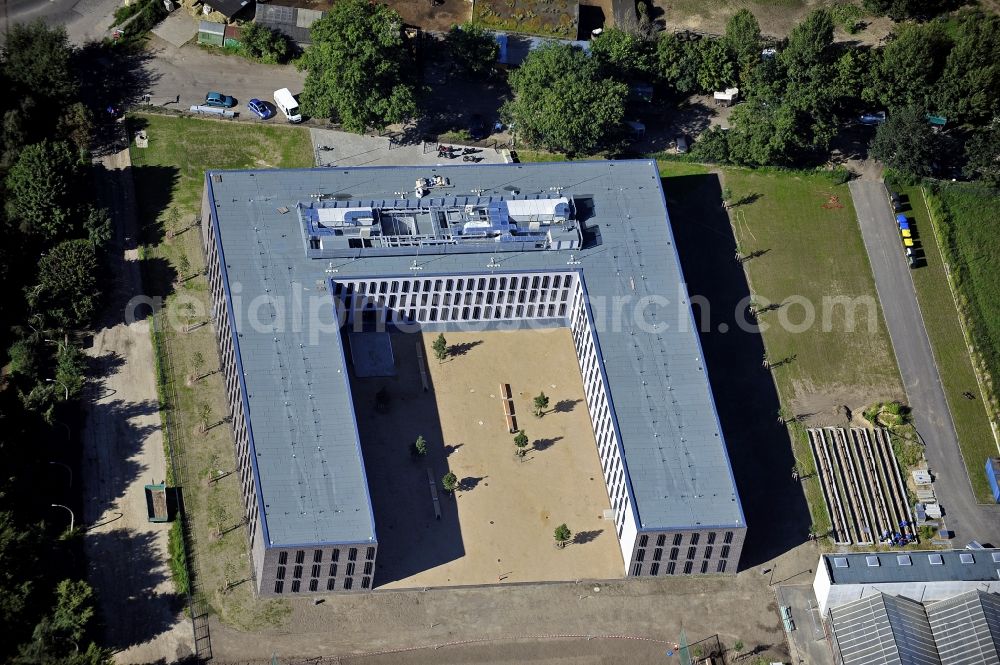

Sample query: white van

[273,88,302,123]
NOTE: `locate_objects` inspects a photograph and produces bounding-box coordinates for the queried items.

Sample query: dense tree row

[1,22,113,665]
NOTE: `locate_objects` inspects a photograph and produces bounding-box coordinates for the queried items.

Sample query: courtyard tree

[444,23,499,78]
[876,23,950,112]
[964,124,1000,187]
[554,523,571,548]
[442,471,458,493]
[590,28,654,80]
[299,0,417,133]
[513,429,529,458]
[502,43,627,156]
[54,343,86,401]
[5,140,79,241]
[533,392,549,417]
[432,333,448,362]
[412,435,427,457]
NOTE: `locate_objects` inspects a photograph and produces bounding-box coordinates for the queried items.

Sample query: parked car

[888,190,903,212]
[676,135,689,153]
[860,111,886,126]
[204,92,236,108]
[468,114,487,141]
[247,98,275,120]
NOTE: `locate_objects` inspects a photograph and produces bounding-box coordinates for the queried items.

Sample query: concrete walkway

[83,141,192,664]
[849,179,1000,547]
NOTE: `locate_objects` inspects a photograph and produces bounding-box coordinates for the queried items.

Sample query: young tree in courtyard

[442,471,458,493]
[533,392,549,417]
[432,333,448,362]
[513,429,529,458]
[412,435,427,457]
[554,523,571,548]
[299,0,417,132]
[502,43,627,155]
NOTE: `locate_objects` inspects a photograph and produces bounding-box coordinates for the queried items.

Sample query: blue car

[248,98,275,120]
[204,91,236,108]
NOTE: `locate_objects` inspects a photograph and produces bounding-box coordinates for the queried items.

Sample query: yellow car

[903,237,914,247]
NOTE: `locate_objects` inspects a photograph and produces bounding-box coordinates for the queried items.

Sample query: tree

[29,239,100,330]
[412,435,427,457]
[54,344,86,401]
[82,206,112,248]
[554,523,571,548]
[655,34,703,95]
[733,640,745,655]
[963,124,1000,187]
[513,429,529,457]
[432,333,448,362]
[870,106,940,177]
[5,140,79,241]
[1,22,77,105]
[934,13,1000,125]
[198,403,212,433]
[696,38,736,93]
[725,9,762,84]
[863,0,960,21]
[692,126,731,164]
[502,43,628,155]
[299,0,417,132]
[445,23,499,77]
[239,22,291,64]
[7,338,42,380]
[876,23,950,112]
[590,28,654,80]
[442,471,458,493]
[726,99,805,166]
[533,392,549,417]
[57,102,93,155]
[780,8,834,83]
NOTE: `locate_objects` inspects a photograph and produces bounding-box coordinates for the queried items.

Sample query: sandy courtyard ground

[348,328,623,588]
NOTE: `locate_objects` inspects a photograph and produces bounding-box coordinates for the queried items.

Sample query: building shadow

[348,332,466,586]
[664,172,812,570]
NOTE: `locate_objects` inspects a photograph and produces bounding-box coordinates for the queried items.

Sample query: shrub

[238,22,291,64]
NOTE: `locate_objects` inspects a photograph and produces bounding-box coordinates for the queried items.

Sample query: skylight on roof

[992,553,1000,563]
[834,557,849,568]
[897,555,912,566]
[960,553,975,564]
[929,553,944,565]
[866,555,880,567]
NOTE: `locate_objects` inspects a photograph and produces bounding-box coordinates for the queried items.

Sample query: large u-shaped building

[200,160,746,595]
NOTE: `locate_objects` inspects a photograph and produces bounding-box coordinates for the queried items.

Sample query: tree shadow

[448,340,483,357]
[553,398,582,413]
[85,528,182,652]
[442,443,463,457]
[459,476,487,491]
[532,436,563,451]
[732,192,762,207]
[573,529,603,545]
[664,172,811,570]
[85,350,126,378]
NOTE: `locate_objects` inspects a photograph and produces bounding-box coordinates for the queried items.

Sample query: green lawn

[722,168,904,413]
[130,113,311,629]
[915,184,1000,501]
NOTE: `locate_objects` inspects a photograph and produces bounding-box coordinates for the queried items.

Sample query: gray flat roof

[205,160,745,548]
[824,550,1000,586]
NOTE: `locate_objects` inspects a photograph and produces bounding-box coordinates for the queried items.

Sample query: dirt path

[82,143,192,663]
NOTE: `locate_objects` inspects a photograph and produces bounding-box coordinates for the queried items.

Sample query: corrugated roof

[205,161,746,548]
[927,590,1000,665]
[830,593,940,665]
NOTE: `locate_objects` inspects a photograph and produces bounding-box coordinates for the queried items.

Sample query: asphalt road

[850,179,1000,546]
[3,0,120,43]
